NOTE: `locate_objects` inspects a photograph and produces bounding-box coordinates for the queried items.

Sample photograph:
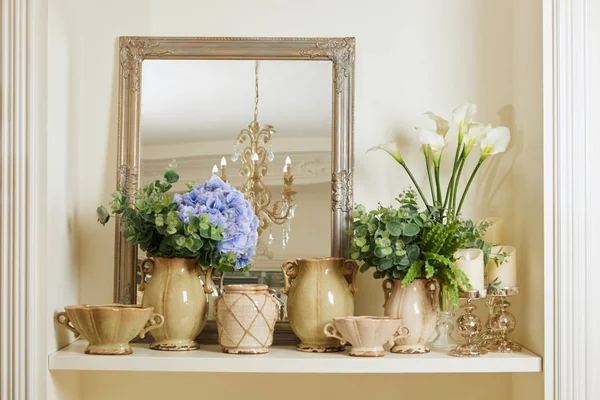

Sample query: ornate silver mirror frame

[114,37,355,342]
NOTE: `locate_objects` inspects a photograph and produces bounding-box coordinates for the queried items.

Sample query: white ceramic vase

[382,278,439,354]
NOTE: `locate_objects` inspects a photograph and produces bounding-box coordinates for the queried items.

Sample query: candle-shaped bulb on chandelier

[220,156,227,182]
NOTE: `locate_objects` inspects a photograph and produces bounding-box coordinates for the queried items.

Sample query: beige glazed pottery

[282,257,358,352]
[214,284,284,354]
[139,257,214,351]
[56,304,164,355]
[324,316,409,357]
[382,278,439,354]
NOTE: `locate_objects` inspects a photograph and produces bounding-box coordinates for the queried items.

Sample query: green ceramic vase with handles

[139,257,215,351]
[282,257,359,352]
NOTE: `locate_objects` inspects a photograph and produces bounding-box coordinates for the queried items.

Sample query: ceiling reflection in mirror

[138,60,333,313]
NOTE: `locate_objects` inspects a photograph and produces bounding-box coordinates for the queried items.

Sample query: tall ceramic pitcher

[282,257,358,352]
[140,257,214,351]
[382,278,439,354]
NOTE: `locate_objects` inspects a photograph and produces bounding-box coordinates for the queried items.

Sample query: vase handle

[382,278,393,308]
[344,259,359,294]
[323,323,346,345]
[388,325,410,345]
[139,313,164,339]
[200,266,219,295]
[281,260,298,295]
[56,312,80,338]
[139,258,155,292]
[426,279,441,312]
[268,288,286,320]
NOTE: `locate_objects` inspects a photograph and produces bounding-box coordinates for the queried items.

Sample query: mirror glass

[137,60,333,319]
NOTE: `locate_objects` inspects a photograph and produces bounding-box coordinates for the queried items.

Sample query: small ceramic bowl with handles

[56,304,164,355]
[324,316,409,357]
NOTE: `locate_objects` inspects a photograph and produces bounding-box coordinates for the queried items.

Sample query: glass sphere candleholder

[449,289,488,357]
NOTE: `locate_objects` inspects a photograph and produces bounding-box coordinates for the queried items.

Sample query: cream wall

[46,0,544,399]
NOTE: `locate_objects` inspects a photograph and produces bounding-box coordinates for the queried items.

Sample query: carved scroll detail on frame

[332,170,353,212]
[118,164,139,196]
[119,38,172,92]
[300,38,355,93]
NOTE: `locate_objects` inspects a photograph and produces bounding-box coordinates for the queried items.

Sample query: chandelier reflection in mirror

[227,61,297,249]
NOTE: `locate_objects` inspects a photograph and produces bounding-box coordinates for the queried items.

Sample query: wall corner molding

[1,0,46,398]
[548,0,598,398]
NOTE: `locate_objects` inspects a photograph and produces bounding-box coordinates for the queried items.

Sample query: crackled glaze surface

[140,258,212,351]
[282,257,358,352]
[382,278,439,354]
[56,304,163,355]
[324,316,407,357]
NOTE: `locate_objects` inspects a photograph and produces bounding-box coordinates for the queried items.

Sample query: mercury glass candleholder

[449,289,487,357]
[477,296,499,347]
[486,287,522,353]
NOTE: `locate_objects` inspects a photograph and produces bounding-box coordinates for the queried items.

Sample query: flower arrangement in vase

[97,165,259,350]
[352,103,511,351]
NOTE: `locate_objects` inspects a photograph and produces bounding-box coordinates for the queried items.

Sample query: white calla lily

[452,103,478,138]
[462,122,491,157]
[417,128,446,154]
[480,126,511,157]
[424,112,450,138]
[416,128,447,169]
[367,141,404,164]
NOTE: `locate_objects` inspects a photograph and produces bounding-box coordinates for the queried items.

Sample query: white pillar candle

[478,217,505,245]
[455,249,485,291]
[486,245,517,288]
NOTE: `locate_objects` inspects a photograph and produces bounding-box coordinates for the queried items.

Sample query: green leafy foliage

[352,190,489,308]
[351,190,425,282]
[96,167,245,272]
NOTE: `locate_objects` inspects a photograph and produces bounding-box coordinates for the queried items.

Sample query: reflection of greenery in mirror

[138,59,334,319]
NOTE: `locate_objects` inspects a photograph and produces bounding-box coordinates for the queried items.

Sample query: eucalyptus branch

[457,158,485,215]
[423,146,437,206]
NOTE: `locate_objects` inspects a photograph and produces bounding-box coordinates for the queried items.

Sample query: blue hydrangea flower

[173,175,259,269]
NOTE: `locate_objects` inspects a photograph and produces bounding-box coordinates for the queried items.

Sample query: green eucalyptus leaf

[164,169,179,184]
[96,206,110,225]
[386,221,402,236]
[374,246,387,258]
[355,237,367,248]
[378,259,393,271]
[404,223,420,237]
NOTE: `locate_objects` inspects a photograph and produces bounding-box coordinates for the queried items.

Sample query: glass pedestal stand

[485,287,522,353]
[449,289,488,357]
[428,289,460,351]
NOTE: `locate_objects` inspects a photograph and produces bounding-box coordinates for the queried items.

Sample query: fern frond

[401,260,424,287]
[425,260,434,278]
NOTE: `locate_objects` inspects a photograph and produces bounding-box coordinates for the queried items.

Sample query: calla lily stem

[434,164,443,206]
[400,162,432,211]
[442,138,463,214]
[452,156,467,210]
[423,147,437,206]
[457,158,485,215]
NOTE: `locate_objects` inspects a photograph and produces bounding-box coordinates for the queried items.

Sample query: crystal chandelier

[227,61,297,248]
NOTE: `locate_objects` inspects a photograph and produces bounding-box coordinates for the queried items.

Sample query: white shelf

[49,340,542,374]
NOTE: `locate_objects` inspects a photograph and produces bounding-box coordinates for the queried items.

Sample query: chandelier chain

[254,61,260,122]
